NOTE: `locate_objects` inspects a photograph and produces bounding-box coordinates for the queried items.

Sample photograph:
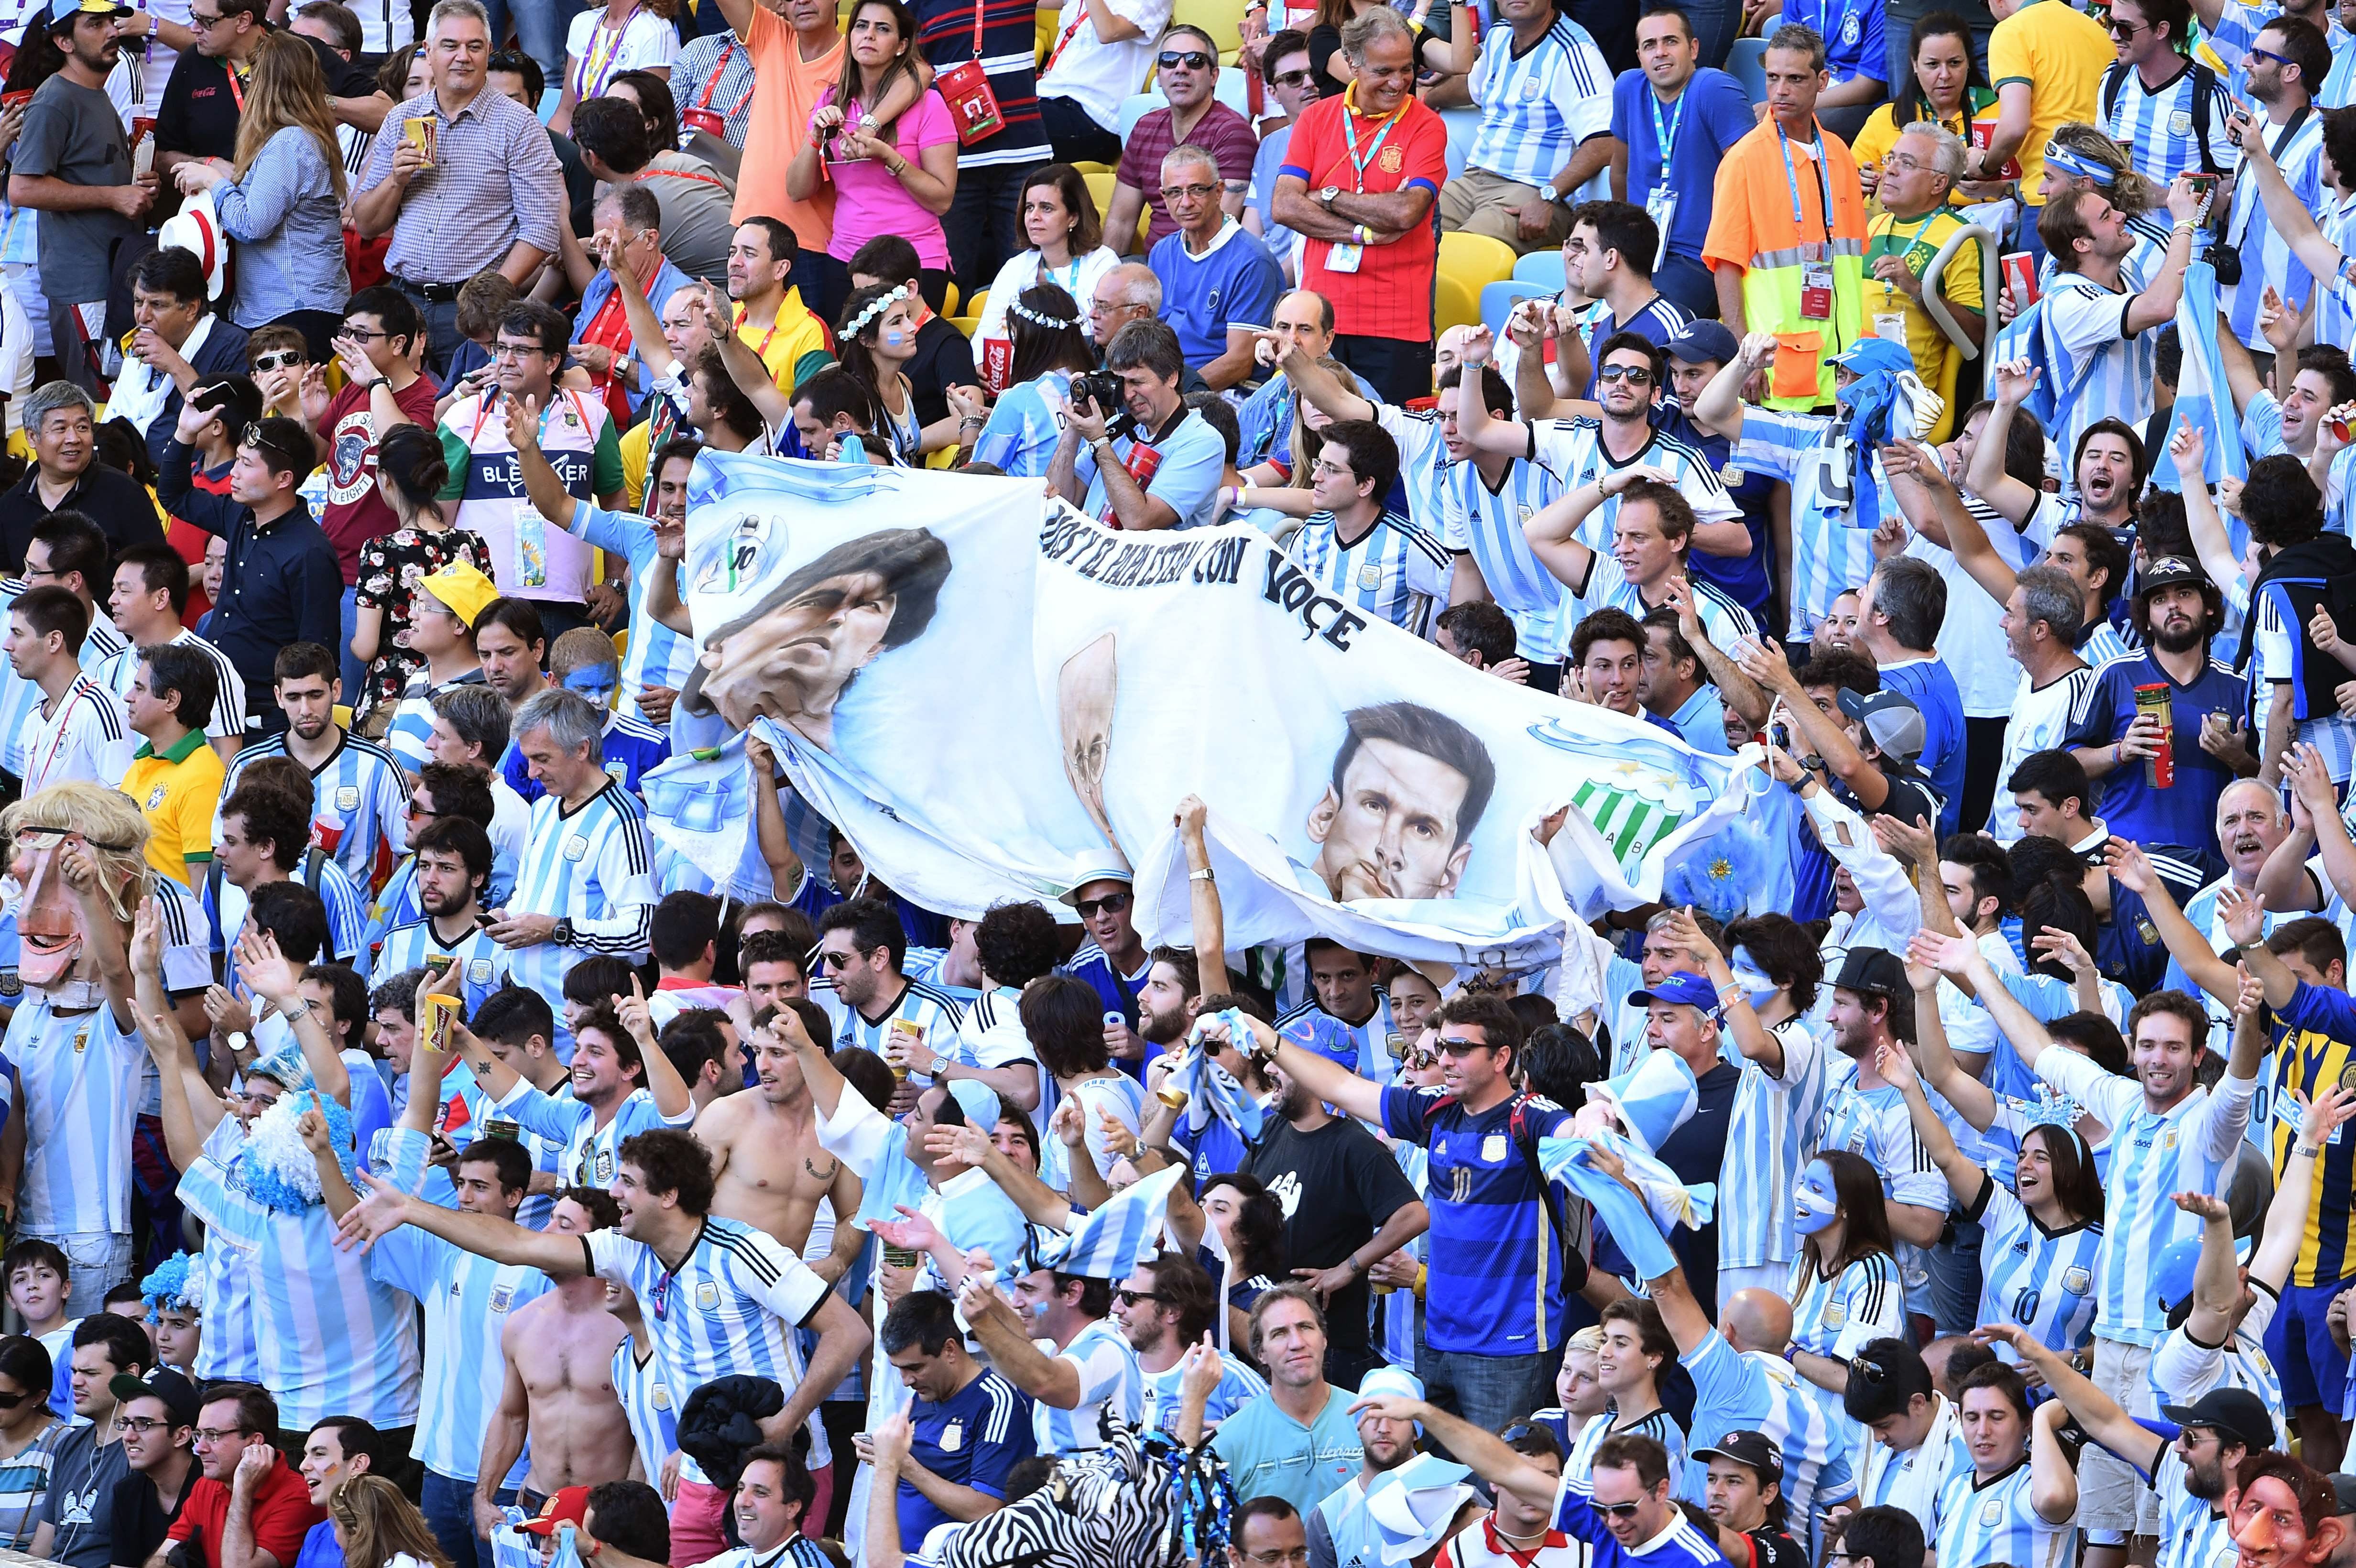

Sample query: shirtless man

[472,1189,637,1535]
[694,1003,864,1280]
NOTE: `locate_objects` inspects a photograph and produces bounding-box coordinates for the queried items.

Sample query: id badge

[1326,241,1363,274]
[1644,186,1678,244]
[513,501,550,588]
[1874,311,1909,346]
[1800,261,1834,321]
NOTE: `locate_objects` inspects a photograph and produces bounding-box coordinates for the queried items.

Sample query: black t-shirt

[1742,1525,1808,1568]
[1648,1061,1740,1312]
[109,1466,192,1568]
[905,313,978,429]
[155,31,378,163]
[1246,1114,1419,1367]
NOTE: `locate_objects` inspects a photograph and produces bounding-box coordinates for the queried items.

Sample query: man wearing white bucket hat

[1308,1365,1481,1568]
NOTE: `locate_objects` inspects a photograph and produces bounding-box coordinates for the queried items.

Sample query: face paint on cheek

[1794,1162,1839,1234]
[563,664,619,704]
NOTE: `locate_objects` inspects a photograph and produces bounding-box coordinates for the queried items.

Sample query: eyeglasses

[1074,891,1130,918]
[2104,18,2142,35]
[120,1416,175,1434]
[404,799,433,819]
[492,339,547,360]
[1883,151,1929,173]
[251,349,303,372]
[340,324,391,342]
[1114,1288,1167,1305]
[1271,68,1312,87]
[1596,365,1655,385]
[193,1426,249,1444]
[1242,1551,1310,1566]
[1434,1035,1490,1057]
[1595,1501,1650,1520]
[1157,49,1213,69]
[1160,181,1221,201]
[2247,45,2294,64]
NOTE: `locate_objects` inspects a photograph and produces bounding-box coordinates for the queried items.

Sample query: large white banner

[651,454,1761,968]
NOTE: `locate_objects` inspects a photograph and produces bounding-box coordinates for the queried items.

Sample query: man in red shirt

[1270,6,1449,406]
[159,1385,327,1568]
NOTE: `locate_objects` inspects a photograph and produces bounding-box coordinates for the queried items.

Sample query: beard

[2152,618,2208,654]
[1139,1002,1189,1046]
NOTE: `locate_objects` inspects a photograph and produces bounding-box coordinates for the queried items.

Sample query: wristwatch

[1317,185,1342,210]
[226,1030,250,1057]
[926,1053,949,1077]
[1189,867,1215,883]
[554,917,577,946]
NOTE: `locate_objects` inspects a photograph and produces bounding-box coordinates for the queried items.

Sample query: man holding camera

[1047,319,1225,531]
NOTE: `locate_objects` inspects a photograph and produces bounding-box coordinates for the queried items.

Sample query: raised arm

[2237,121,2344,283]
[701,281,794,435]
[1962,363,2044,528]
[2118,177,2204,337]
[1664,578,1769,726]
[2105,839,2251,1005]
[1235,1012,1383,1124]
[505,389,583,530]
[132,898,223,1171]
[235,929,350,1108]
[1175,796,1231,1000]
[615,974,695,1119]
[1275,338,1376,423]
[1349,1392,1562,1513]
[1978,1322,2159,1474]
[2166,421,2252,597]
[1916,928,2057,1073]
[333,1168,590,1274]
[2251,1085,2356,1294]
[2173,1188,2245,1350]
[1875,1034,1986,1207]
[1691,332,1774,443]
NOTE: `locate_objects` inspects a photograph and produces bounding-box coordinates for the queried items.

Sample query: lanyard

[1044,13,1088,73]
[691,38,756,119]
[735,304,781,361]
[1778,123,1833,243]
[1340,83,1405,193]
[574,7,640,101]
[1648,86,1684,174]
[31,680,89,789]
[469,389,575,451]
[226,61,248,113]
[1874,208,1941,262]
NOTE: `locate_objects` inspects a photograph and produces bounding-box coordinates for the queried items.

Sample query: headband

[844,282,913,341]
[2043,141,2118,187]
[1009,298,1080,330]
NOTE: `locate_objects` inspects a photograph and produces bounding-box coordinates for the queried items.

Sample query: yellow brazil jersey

[1864,206,1985,443]
[1852,90,2003,211]
[119,730,226,889]
[1988,0,2112,207]
[734,287,836,396]
[2269,991,2356,1288]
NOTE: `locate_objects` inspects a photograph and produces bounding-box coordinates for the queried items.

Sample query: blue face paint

[563,664,619,706]
[1793,1158,1839,1235]
[1728,947,1781,1011]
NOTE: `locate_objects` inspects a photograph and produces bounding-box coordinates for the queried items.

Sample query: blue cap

[1830,337,1915,379]
[1629,970,1717,1010]
[1664,320,1741,369]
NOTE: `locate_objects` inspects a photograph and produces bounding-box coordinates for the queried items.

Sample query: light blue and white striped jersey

[572,504,697,708]
[2256,589,2356,781]
[2155,1447,2238,1568]
[1033,1314,1142,1456]
[2167,874,2288,1061]
[1718,1018,1831,1274]
[1139,1349,1265,1435]
[2037,1046,2257,1346]
[1678,1330,1854,1522]
[2101,62,2239,185]
[1855,1393,1967,1516]
[368,1127,549,1483]
[1788,1251,1908,1369]
[1564,1406,1687,1486]
[1732,407,1887,632]
[177,1125,424,1428]
[2081,618,2139,671]
[1464,13,1612,186]
[1277,991,1405,1085]
[1289,510,1452,637]
[494,1078,696,1191]
[2044,270,2160,479]
[189,1122,264,1384]
[1933,1459,2076,1568]
[582,1217,833,1463]
[502,779,655,1002]
[613,1335,679,1482]
[818,975,966,1069]
[1968,1179,2103,1361]
[2143,1282,2287,1441]
[2311,196,2356,351]
[221,731,411,894]
[1989,664,2098,843]
[1815,1073,1950,1316]
[367,855,424,956]
[2206,0,2354,100]
[2224,107,2326,351]
[385,669,494,776]
[95,626,246,748]
[1374,405,1450,548]
[974,371,1073,480]
[377,917,506,1019]
[210,855,373,979]
[1590,574,1759,655]
[1439,448,1574,663]
[5,998,143,1235]
[1529,421,1741,613]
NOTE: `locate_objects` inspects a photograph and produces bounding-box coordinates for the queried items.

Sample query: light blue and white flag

[672,455,1763,970]
[2150,260,2247,493]
[1171,1009,1267,1144]
[1028,1161,1187,1280]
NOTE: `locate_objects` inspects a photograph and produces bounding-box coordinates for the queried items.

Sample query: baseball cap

[1629,971,1717,1011]
[2327,1474,2356,1516]
[417,562,500,630]
[109,1365,200,1429]
[2136,555,2210,599]
[1837,688,1927,764]
[1664,321,1740,369]
[2158,1387,2276,1454]
[516,1486,592,1536]
[1693,1430,1784,1483]
[49,0,131,22]
[1832,947,1908,999]
[1831,338,1915,379]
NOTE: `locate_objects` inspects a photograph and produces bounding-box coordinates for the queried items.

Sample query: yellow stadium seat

[1438,230,1517,292]
[1036,7,1058,59]
[613,628,628,660]
[941,281,960,317]
[1435,272,1480,334]
[1070,160,1113,176]
[1170,0,1248,50]
[333,704,353,730]
[927,444,959,468]
[1082,169,1117,223]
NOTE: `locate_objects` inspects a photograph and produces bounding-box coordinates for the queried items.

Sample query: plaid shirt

[358,86,566,285]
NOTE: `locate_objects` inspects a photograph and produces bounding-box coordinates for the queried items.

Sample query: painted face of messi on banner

[1303,703,1494,902]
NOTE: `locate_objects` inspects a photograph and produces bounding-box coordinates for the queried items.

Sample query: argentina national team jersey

[1679,1330,1854,1524]
[1440,450,1574,662]
[1277,992,1405,1084]
[495,1078,695,1191]
[2311,196,2356,350]
[1564,1407,1686,1486]
[6,997,143,1235]
[570,503,698,703]
[1717,1018,1829,1273]
[2154,1448,2236,1568]
[224,731,412,894]
[1856,1393,1967,1515]
[0,585,127,776]
[385,669,493,776]
[368,1126,549,1482]
[1591,574,1758,654]
[2043,270,2161,469]
[820,976,966,1067]
[1464,13,1610,187]
[1374,405,1450,546]
[503,779,655,1000]
[1787,1251,1907,1373]
[1933,1460,2076,1568]
[613,1336,679,1481]
[376,916,506,1018]
[504,711,673,805]
[2036,1046,2256,1346]
[1289,510,1451,637]
[210,853,373,978]
[1731,407,1887,631]
[1140,1349,1265,1434]
[2224,107,2325,351]
[2145,1282,2288,1440]
[1033,1314,1142,1455]
[1967,1178,2103,1361]
[2102,62,2238,185]
[1529,420,1742,613]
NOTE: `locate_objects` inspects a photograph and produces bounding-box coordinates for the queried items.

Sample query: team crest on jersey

[1822,1302,1848,1328]
[605,761,630,784]
[489,1285,515,1312]
[696,1281,720,1310]
[1520,76,1540,98]
[940,1420,964,1453]
[2163,1128,2180,1150]
[2062,1266,2093,1296]
[146,785,167,810]
[469,959,495,984]
[1358,564,1382,590]
[1481,1133,1508,1162]
[2338,1064,2356,1094]
[72,1024,90,1054]
[2170,111,2193,135]
[597,1149,615,1183]
[564,834,590,860]
[1840,12,1858,40]
[652,1383,672,1410]
[1980,1500,2004,1527]
[1380,146,1403,173]
[337,785,360,811]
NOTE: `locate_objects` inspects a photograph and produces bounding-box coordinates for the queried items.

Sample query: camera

[2208,237,2242,287]
[1069,370,1136,438]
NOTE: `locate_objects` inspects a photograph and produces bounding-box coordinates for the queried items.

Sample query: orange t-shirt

[734,6,844,251]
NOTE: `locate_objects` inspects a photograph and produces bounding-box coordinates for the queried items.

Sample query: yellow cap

[418,562,501,629]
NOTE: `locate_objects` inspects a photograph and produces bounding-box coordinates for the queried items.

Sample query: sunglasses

[1158,48,1213,68]
[1270,68,1312,86]
[1113,1288,1166,1306]
[1074,891,1130,918]
[2247,45,2295,64]
[1595,1501,1650,1520]
[251,349,303,372]
[1434,1035,1490,1057]
[0,1389,33,1411]
[2105,17,2142,34]
[1596,365,1654,385]
[240,422,303,465]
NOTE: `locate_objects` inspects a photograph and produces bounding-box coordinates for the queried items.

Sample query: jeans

[1655,252,1720,318]
[947,158,1048,294]
[1927,1212,1983,1337]
[398,289,465,383]
[26,1231,133,1318]
[422,1471,511,1568]
[484,0,564,90]
[1415,1343,1556,1449]
[338,584,366,709]
[1680,0,1738,69]
[1040,95,1123,165]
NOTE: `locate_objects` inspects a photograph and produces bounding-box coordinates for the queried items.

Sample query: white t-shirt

[1036,0,1174,130]
[18,674,128,793]
[1987,663,2095,841]
[973,246,1121,371]
[564,8,679,99]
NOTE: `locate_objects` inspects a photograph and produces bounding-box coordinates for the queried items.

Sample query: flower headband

[845,282,914,340]
[1009,298,1079,330]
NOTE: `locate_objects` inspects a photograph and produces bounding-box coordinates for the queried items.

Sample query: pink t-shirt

[817,86,956,267]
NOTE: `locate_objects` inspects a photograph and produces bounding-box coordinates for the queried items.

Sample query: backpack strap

[2101,59,2128,124]
[2190,63,2219,176]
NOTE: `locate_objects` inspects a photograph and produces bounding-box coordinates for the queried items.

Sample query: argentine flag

[2150,260,2247,493]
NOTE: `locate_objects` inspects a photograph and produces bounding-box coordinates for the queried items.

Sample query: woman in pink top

[784,0,959,323]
